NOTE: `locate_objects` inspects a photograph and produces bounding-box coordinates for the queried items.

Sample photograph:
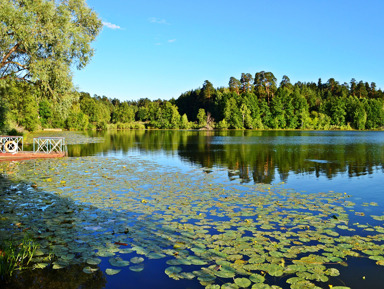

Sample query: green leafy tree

[240,73,253,93]
[136,106,149,121]
[270,95,286,129]
[0,0,102,100]
[353,101,367,130]
[21,93,39,131]
[180,113,190,129]
[364,99,384,129]
[240,103,253,128]
[254,71,277,104]
[0,95,8,132]
[202,80,215,100]
[66,107,89,130]
[113,102,135,123]
[259,99,272,128]
[39,99,52,128]
[224,98,243,128]
[197,108,207,128]
[229,77,241,95]
[328,97,347,127]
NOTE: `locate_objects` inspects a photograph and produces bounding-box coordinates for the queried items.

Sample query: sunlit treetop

[0,0,102,97]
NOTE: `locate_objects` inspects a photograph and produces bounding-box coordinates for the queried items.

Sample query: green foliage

[0,95,8,133]
[0,0,102,98]
[2,70,384,131]
[21,94,39,131]
[197,108,207,128]
[180,114,191,129]
[216,119,229,129]
[39,100,52,128]
[0,235,37,281]
[66,111,89,130]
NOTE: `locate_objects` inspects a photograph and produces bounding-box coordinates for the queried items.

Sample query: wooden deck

[0,151,66,162]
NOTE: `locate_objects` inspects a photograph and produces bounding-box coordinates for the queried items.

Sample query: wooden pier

[0,136,67,162]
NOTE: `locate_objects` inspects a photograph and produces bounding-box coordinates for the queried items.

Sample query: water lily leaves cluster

[0,156,383,289]
[26,131,104,145]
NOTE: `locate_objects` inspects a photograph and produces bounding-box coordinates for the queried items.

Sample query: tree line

[176,73,384,130]
[1,71,384,133]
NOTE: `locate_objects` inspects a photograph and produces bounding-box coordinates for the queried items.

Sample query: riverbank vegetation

[1,73,384,133]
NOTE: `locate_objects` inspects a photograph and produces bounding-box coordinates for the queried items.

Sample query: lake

[1,130,384,289]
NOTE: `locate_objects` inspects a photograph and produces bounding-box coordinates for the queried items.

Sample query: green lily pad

[165,266,183,275]
[221,283,239,289]
[251,284,271,289]
[109,257,130,267]
[130,256,144,264]
[129,264,145,272]
[83,266,98,274]
[249,274,265,283]
[234,278,251,288]
[206,285,220,289]
[86,258,102,265]
[215,270,236,278]
[106,268,121,275]
[34,263,49,269]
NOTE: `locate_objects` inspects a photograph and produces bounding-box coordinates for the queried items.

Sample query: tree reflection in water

[68,130,384,184]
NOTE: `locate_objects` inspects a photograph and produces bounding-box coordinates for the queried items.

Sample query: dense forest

[1,72,384,133]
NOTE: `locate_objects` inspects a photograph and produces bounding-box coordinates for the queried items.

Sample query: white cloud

[103,21,122,30]
[168,39,176,43]
[148,17,168,24]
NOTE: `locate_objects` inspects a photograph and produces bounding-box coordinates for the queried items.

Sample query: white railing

[33,137,67,154]
[0,136,23,153]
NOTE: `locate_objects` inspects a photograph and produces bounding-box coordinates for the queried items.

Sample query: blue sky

[73,0,384,101]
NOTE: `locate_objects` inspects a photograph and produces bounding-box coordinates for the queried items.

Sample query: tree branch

[2,61,27,70]
[0,43,20,69]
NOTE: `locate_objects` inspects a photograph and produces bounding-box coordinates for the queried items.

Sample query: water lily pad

[34,263,49,269]
[165,266,183,275]
[221,283,239,289]
[83,266,98,274]
[325,268,340,277]
[215,270,236,278]
[52,263,66,269]
[106,268,121,275]
[129,264,144,272]
[249,274,265,283]
[234,278,251,288]
[109,257,130,267]
[376,260,384,266]
[251,284,271,289]
[206,285,220,289]
[86,258,102,265]
[130,256,144,264]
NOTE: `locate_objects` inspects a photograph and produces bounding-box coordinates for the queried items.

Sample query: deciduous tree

[0,0,102,98]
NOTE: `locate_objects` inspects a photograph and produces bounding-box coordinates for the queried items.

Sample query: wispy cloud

[168,39,176,43]
[103,21,122,30]
[148,17,169,25]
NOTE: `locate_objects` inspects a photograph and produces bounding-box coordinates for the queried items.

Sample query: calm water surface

[69,130,384,196]
[4,130,384,289]
[70,130,384,289]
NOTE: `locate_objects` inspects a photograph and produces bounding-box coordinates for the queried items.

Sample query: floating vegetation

[0,156,383,288]
[25,131,104,145]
